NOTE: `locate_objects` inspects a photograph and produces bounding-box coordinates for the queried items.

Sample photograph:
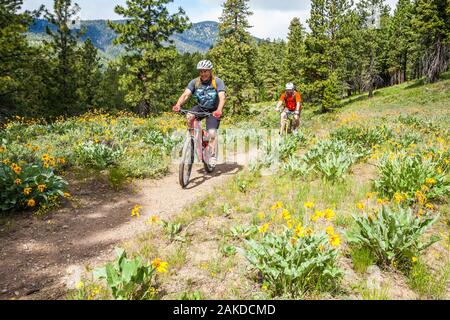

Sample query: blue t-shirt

[187,77,226,110]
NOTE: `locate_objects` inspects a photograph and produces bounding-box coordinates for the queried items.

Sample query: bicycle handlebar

[179,109,213,117]
[277,109,297,115]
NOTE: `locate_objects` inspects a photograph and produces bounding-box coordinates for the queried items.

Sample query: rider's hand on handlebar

[213,110,222,119]
[173,105,181,113]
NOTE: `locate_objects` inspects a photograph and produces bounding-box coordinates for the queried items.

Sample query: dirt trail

[0,151,259,300]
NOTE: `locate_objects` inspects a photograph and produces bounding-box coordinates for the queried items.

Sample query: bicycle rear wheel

[179,137,194,188]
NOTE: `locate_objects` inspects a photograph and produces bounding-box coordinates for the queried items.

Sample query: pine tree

[94,61,128,111]
[209,0,256,115]
[387,0,414,85]
[109,0,189,115]
[44,0,84,115]
[255,40,286,101]
[412,0,450,83]
[0,1,41,116]
[77,38,101,111]
[356,0,390,98]
[284,18,306,90]
[304,0,351,112]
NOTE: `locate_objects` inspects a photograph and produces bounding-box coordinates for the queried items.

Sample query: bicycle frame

[280,110,297,135]
[188,118,209,163]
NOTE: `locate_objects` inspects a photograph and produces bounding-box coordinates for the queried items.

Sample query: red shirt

[279,91,302,111]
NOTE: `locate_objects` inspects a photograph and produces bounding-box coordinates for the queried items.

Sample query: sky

[22,0,399,40]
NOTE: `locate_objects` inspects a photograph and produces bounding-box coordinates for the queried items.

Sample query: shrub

[374,153,449,203]
[242,227,343,298]
[346,206,440,270]
[278,131,307,161]
[93,248,166,300]
[331,125,392,154]
[0,160,68,212]
[281,156,312,177]
[303,140,363,181]
[75,141,125,170]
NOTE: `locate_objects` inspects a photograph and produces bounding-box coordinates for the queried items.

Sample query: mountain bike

[279,109,297,136]
[178,109,218,188]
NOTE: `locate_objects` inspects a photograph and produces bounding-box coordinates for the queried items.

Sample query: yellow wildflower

[282,209,291,221]
[15,179,21,185]
[421,185,430,192]
[315,210,325,218]
[425,178,437,185]
[43,162,49,169]
[305,227,313,236]
[75,281,84,290]
[23,187,32,196]
[295,224,306,238]
[325,209,336,221]
[329,234,341,247]
[147,215,160,224]
[415,191,427,205]
[425,203,434,210]
[416,209,424,217]
[131,205,143,218]
[151,258,168,273]
[290,237,298,246]
[27,199,36,207]
[326,226,335,236]
[257,212,266,220]
[271,201,284,211]
[366,192,377,200]
[64,192,71,198]
[304,202,315,209]
[319,244,325,252]
[38,185,46,193]
[0,146,5,153]
[356,202,366,210]
[41,154,50,162]
[286,220,293,229]
[259,223,269,234]
[412,257,418,263]
[2,159,10,165]
[12,164,22,175]
[393,192,405,204]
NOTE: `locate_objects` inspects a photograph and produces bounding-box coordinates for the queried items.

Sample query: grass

[357,282,391,300]
[351,247,376,274]
[408,261,450,300]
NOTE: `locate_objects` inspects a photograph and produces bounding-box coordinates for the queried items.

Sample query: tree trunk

[427,38,448,83]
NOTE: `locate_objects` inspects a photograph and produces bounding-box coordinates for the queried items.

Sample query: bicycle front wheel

[179,137,194,188]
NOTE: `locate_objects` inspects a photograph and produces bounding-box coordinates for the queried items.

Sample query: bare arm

[217,91,226,113]
[175,89,192,108]
[276,100,283,110]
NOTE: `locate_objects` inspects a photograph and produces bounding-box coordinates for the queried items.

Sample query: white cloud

[249,9,310,40]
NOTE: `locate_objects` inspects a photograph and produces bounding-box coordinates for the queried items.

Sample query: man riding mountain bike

[173,60,226,167]
[275,83,303,133]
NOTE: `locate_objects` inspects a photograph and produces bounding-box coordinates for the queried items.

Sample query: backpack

[284,90,299,104]
[194,76,218,92]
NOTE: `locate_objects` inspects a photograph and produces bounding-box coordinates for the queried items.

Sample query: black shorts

[189,105,221,130]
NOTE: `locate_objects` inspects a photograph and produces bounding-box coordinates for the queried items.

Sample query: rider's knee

[187,114,195,125]
[208,129,217,139]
